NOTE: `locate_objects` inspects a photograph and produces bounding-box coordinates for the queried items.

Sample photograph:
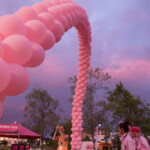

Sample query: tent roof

[0,123,41,139]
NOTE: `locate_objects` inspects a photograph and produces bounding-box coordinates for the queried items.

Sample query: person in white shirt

[131,126,150,150]
[118,122,135,150]
[122,120,132,137]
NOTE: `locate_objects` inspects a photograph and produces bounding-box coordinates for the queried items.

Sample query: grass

[0,146,11,150]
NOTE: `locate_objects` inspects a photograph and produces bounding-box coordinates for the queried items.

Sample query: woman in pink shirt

[131,127,150,150]
[119,122,135,150]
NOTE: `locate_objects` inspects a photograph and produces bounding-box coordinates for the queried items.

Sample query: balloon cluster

[0,0,91,149]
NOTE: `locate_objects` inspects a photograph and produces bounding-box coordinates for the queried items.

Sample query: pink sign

[86,144,93,150]
[0,124,19,132]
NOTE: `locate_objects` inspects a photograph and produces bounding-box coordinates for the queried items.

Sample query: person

[131,126,150,150]
[119,120,133,138]
[123,120,132,137]
[53,125,69,150]
[118,122,135,150]
[123,120,132,131]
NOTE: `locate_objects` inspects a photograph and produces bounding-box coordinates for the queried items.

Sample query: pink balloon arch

[0,0,91,149]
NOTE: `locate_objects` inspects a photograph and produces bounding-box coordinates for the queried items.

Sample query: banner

[0,124,19,133]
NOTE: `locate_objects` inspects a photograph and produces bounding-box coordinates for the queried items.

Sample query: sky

[0,0,150,124]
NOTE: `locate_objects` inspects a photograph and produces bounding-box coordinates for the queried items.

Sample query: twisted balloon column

[0,0,91,149]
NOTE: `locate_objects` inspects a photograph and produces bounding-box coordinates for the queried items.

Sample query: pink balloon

[41,30,56,50]
[76,137,81,142]
[25,20,47,44]
[48,6,61,20]
[65,14,73,28]
[66,0,74,3]
[0,33,4,40]
[60,16,69,31]
[66,4,74,13]
[0,58,10,93]
[75,119,79,123]
[42,1,54,7]
[0,39,3,56]
[74,102,80,107]
[73,127,80,132]
[71,128,74,132]
[71,145,76,149]
[72,107,78,112]
[59,0,66,3]
[3,63,30,96]
[59,5,68,16]
[0,94,6,103]
[73,11,80,24]
[52,20,65,42]
[76,145,80,150]
[32,2,48,14]
[2,35,33,65]
[71,112,77,116]
[79,128,83,132]
[24,42,45,67]
[50,0,61,5]
[15,7,38,23]
[71,134,75,138]
[0,15,26,38]
[70,13,77,25]
[72,123,77,128]
[38,12,55,31]
[64,3,72,13]
[74,132,80,137]
[0,102,3,119]
[76,123,82,128]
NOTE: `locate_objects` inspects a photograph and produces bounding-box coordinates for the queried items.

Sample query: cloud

[4,103,24,111]
[105,59,150,99]
[0,0,41,15]
[29,54,65,87]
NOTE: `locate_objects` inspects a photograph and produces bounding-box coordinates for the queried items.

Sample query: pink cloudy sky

[0,0,150,124]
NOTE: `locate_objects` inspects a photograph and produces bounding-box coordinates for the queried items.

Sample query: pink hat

[131,127,141,133]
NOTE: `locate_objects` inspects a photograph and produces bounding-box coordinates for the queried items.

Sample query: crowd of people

[119,120,150,150]
[52,121,150,150]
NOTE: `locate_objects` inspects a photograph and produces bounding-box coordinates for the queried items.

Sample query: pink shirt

[120,133,135,150]
[135,136,150,150]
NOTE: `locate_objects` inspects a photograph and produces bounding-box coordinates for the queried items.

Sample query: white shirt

[135,136,150,150]
[120,133,135,150]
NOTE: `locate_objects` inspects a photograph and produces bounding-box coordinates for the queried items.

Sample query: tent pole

[18,124,20,150]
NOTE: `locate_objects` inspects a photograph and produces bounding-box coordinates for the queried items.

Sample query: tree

[68,67,112,149]
[105,82,150,135]
[99,81,150,148]
[23,88,60,149]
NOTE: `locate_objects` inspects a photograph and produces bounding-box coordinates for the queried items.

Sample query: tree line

[22,67,150,149]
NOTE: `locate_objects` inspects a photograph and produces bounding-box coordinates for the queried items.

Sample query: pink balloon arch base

[0,0,91,149]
